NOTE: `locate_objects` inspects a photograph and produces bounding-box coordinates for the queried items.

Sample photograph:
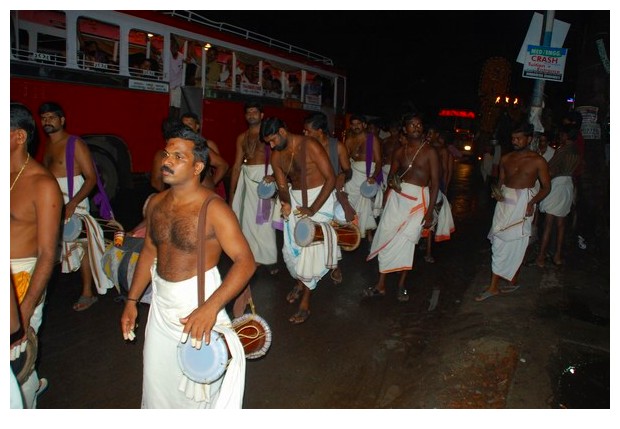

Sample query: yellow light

[505,96,510,104]
[147,33,154,39]
[204,43,212,51]
[464,145,472,151]
[495,96,501,104]
[513,98,519,105]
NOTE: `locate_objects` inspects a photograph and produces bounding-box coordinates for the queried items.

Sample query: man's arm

[20,177,63,332]
[271,150,291,215]
[424,148,440,227]
[120,197,157,339]
[370,135,382,182]
[228,134,246,203]
[66,138,97,219]
[337,141,352,189]
[206,142,229,186]
[527,158,552,216]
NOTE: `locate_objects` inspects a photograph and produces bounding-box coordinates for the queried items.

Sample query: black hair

[401,112,422,127]
[512,122,534,137]
[11,102,36,148]
[260,117,287,140]
[244,99,263,113]
[350,114,366,124]
[181,112,199,122]
[38,102,65,119]
[560,124,580,142]
[304,112,329,134]
[164,123,209,167]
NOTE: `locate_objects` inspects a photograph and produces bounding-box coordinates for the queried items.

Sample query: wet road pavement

[34,160,610,410]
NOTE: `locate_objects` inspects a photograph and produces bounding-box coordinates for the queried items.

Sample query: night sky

[199,9,609,119]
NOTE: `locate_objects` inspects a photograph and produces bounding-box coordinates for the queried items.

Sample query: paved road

[34,160,610,410]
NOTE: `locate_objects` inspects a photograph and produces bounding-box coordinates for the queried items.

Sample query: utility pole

[529,10,555,134]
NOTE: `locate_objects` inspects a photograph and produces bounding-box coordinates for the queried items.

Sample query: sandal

[289,309,310,324]
[330,267,343,285]
[286,284,304,304]
[361,287,385,299]
[73,295,98,312]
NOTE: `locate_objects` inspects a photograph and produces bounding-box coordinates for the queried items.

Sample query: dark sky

[201,10,609,118]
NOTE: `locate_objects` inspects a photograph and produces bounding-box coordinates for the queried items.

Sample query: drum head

[257,181,276,199]
[63,215,83,242]
[177,331,228,384]
[360,180,379,198]
[231,313,272,360]
[294,217,315,247]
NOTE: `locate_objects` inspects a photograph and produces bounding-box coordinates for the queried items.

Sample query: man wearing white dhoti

[40,102,114,311]
[534,125,581,267]
[121,125,255,408]
[11,103,63,408]
[229,101,278,317]
[365,113,439,302]
[262,117,336,324]
[344,114,382,241]
[476,122,550,301]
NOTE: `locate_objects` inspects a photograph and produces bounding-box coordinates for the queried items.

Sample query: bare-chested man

[303,111,352,285]
[365,112,439,302]
[11,102,63,408]
[120,124,255,408]
[261,117,336,324]
[229,100,278,316]
[344,114,382,242]
[40,102,114,311]
[475,122,550,301]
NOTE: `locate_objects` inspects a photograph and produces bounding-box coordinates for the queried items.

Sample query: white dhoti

[345,161,381,237]
[381,164,391,193]
[231,164,278,265]
[57,176,115,294]
[143,264,245,409]
[488,185,536,281]
[282,185,339,289]
[367,183,429,273]
[539,176,573,217]
[10,257,45,409]
[421,191,455,242]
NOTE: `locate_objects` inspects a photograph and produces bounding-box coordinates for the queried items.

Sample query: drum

[102,237,152,304]
[231,313,272,360]
[293,217,361,251]
[257,180,277,199]
[360,180,379,198]
[62,214,83,241]
[10,328,37,385]
[177,331,229,384]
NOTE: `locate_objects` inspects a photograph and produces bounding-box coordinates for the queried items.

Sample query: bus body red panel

[11,77,168,172]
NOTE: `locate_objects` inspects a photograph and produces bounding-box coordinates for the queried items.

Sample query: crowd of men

[10,99,584,409]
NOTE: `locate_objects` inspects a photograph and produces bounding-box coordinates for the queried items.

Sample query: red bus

[10,10,348,198]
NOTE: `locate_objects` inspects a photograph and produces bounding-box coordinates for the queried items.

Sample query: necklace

[399,141,426,179]
[10,153,30,191]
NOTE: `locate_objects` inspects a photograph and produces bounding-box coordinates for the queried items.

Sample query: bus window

[304,72,322,107]
[128,29,163,79]
[262,61,283,98]
[236,52,261,95]
[77,16,119,73]
[213,48,233,90]
[15,10,66,66]
[285,71,302,100]
[184,39,204,87]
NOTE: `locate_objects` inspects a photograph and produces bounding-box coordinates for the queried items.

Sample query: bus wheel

[91,148,118,201]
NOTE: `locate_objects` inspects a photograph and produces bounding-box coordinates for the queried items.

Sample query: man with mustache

[475,122,550,301]
[261,117,337,324]
[40,102,114,311]
[120,124,255,408]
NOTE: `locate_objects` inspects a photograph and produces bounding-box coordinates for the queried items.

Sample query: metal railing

[161,10,334,66]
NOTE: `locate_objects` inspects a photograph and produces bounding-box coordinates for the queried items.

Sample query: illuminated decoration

[438,109,476,119]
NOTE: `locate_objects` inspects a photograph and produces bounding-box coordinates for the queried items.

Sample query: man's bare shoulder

[23,162,62,199]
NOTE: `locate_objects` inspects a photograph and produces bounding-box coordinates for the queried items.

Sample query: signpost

[522,45,568,82]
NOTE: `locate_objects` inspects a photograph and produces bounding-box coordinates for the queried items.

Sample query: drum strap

[197,194,221,306]
[300,138,308,209]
